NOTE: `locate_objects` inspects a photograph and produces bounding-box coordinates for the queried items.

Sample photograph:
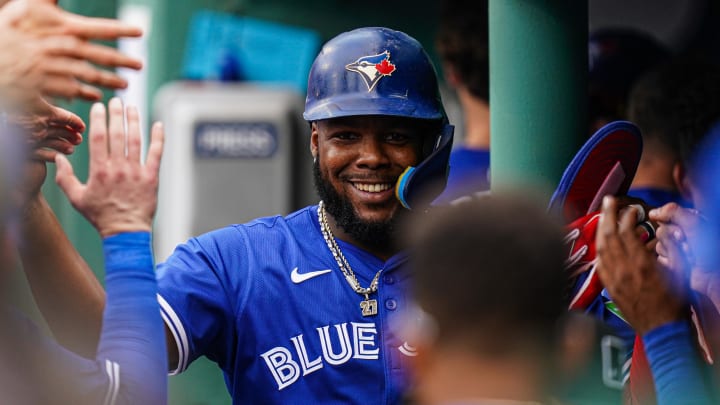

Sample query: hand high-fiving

[55,98,164,237]
[0,0,143,102]
[9,96,85,161]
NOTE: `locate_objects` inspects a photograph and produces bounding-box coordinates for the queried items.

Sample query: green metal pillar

[489,0,587,200]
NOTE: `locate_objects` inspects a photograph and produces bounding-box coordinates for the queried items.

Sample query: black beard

[313,159,400,253]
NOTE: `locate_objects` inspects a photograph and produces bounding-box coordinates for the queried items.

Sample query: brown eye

[334,132,360,141]
[385,132,413,144]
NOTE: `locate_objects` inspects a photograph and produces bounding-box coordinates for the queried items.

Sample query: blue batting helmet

[304,27,454,209]
[303,27,447,122]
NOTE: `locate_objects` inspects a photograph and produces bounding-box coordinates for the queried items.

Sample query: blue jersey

[628,187,689,209]
[157,205,413,404]
[434,147,490,204]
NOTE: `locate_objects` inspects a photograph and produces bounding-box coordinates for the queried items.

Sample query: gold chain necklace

[318,201,383,316]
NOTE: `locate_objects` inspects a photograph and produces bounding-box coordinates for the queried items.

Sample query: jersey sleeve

[155,227,241,374]
[0,231,166,405]
[643,320,717,405]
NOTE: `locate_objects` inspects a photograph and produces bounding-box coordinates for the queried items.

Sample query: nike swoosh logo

[291,267,332,284]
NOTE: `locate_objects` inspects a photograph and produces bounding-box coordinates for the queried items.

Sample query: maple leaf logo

[375,59,396,76]
[345,50,397,91]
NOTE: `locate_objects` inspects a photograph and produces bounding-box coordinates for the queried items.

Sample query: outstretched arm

[18,192,106,357]
[19,99,179,367]
[0,0,146,357]
[56,98,167,403]
[1,97,169,403]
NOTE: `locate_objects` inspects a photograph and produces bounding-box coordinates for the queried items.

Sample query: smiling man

[20,27,454,404]
[312,115,443,258]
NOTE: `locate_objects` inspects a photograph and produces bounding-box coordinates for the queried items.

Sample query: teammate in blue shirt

[19,27,455,404]
[432,0,491,205]
[625,59,698,209]
[1,98,167,404]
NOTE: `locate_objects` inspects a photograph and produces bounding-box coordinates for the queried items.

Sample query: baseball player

[1,99,168,404]
[19,27,454,404]
[432,0,491,204]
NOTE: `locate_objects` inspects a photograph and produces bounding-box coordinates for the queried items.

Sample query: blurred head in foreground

[403,195,567,404]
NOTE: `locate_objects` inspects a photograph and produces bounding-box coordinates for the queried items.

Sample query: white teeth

[354,183,392,193]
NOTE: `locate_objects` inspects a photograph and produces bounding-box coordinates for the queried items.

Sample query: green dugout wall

[38,1,583,404]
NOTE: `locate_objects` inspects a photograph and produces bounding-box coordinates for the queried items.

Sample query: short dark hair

[627,66,682,154]
[671,58,720,171]
[435,0,489,101]
[628,57,720,163]
[407,195,566,355]
[588,28,670,127]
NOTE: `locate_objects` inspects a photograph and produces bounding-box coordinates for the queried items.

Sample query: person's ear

[442,63,461,88]
[673,162,694,202]
[310,122,318,162]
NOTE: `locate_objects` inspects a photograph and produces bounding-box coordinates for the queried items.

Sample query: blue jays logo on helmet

[345,51,396,92]
[303,27,446,122]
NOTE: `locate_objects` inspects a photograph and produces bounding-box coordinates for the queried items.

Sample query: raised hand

[650,203,704,270]
[596,196,686,334]
[0,0,143,102]
[650,203,720,313]
[8,96,84,161]
[55,98,164,237]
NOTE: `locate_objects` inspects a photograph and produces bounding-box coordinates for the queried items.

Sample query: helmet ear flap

[420,120,446,157]
[396,124,455,210]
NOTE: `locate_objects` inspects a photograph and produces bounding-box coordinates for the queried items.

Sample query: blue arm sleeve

[0,232,167,404]
[643,321,716,405]
[96,231,167,405]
